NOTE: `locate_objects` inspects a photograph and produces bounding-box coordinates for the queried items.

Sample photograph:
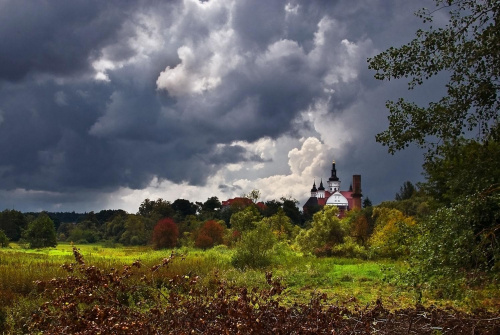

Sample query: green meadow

[2,242,497,324]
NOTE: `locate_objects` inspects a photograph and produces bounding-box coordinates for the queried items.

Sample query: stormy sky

[0,0,444,213]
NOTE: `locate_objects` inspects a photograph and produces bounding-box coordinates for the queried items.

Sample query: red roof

[221,197,267,210]
[340,191,354,209]
[221,197,253,207]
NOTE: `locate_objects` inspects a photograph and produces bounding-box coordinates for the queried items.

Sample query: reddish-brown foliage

[26,247,500,334]
[194,233,213,249]
[152,218,178,249]
[351,215,370,245]
[195,220,224,249]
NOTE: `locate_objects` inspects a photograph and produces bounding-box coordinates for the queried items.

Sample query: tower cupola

[327,159,341,192]
[317,179,325,198]
[310,180,318,197]
[328,160,339,182]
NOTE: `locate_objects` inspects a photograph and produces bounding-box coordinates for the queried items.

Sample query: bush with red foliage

[152,218,178,249]
[194,233,213,250]
[195,220,224,249]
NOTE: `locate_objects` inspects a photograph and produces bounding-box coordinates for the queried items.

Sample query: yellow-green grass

[0,243,231,304]
[1,242,499,313]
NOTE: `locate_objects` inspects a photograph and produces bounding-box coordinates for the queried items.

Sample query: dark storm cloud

[0,0,140,81]
[0,0,437,211]
[232,1,287,51]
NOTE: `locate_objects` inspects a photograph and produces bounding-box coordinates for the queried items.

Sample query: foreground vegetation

[1,242,499,333]
[0,245,498,334]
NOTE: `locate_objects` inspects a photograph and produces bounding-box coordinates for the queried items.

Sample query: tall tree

[138,198,174,221]
[23,212,57,248]
[119,215,147,245]
[362,197,373,208]
[369,0,500,155]
[243,189,261,204]
[422,138,500,205]
[260,208,297,241]
[0,209,27,241]
[281,197,302,226]
[368,0,500,287]
[202,196,222,212]
[263,199,283,217]
[172,199,197,220]
[104,214,128,242]
[198,196,222,220]
[395,181,417,201]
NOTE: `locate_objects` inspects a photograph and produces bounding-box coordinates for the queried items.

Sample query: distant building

[221,197,267,211]
[303,159,362,217]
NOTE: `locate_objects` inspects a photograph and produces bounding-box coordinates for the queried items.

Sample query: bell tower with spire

[310,180,318,198]
[317,179,325,198]
[327,160,341,193]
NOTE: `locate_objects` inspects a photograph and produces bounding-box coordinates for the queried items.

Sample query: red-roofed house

[221,197,267,211]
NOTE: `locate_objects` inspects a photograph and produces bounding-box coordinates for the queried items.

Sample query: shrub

[152,218,179,249]
[369,208,416,259]
[0,230,9,248]
[295,206,349,253]
[401,191,500,297]
[313,237,368,259]
[0,307,6,333]
[195,234,213,250]
[232,221,277,268]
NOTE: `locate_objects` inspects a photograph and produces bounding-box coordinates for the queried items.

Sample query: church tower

[303,157,363,217]
[310,180,318,198]
[317,179,325,198]
[327,160,341,193]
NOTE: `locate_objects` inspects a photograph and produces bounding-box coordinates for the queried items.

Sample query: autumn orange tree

[195,220,225,249]
[152,218,179,249]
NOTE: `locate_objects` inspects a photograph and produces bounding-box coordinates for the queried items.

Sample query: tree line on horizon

[0,194,368,249]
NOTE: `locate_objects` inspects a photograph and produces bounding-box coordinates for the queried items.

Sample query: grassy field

[1,242,499,331]
[1,243,494,333]
[2,243,497,306]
